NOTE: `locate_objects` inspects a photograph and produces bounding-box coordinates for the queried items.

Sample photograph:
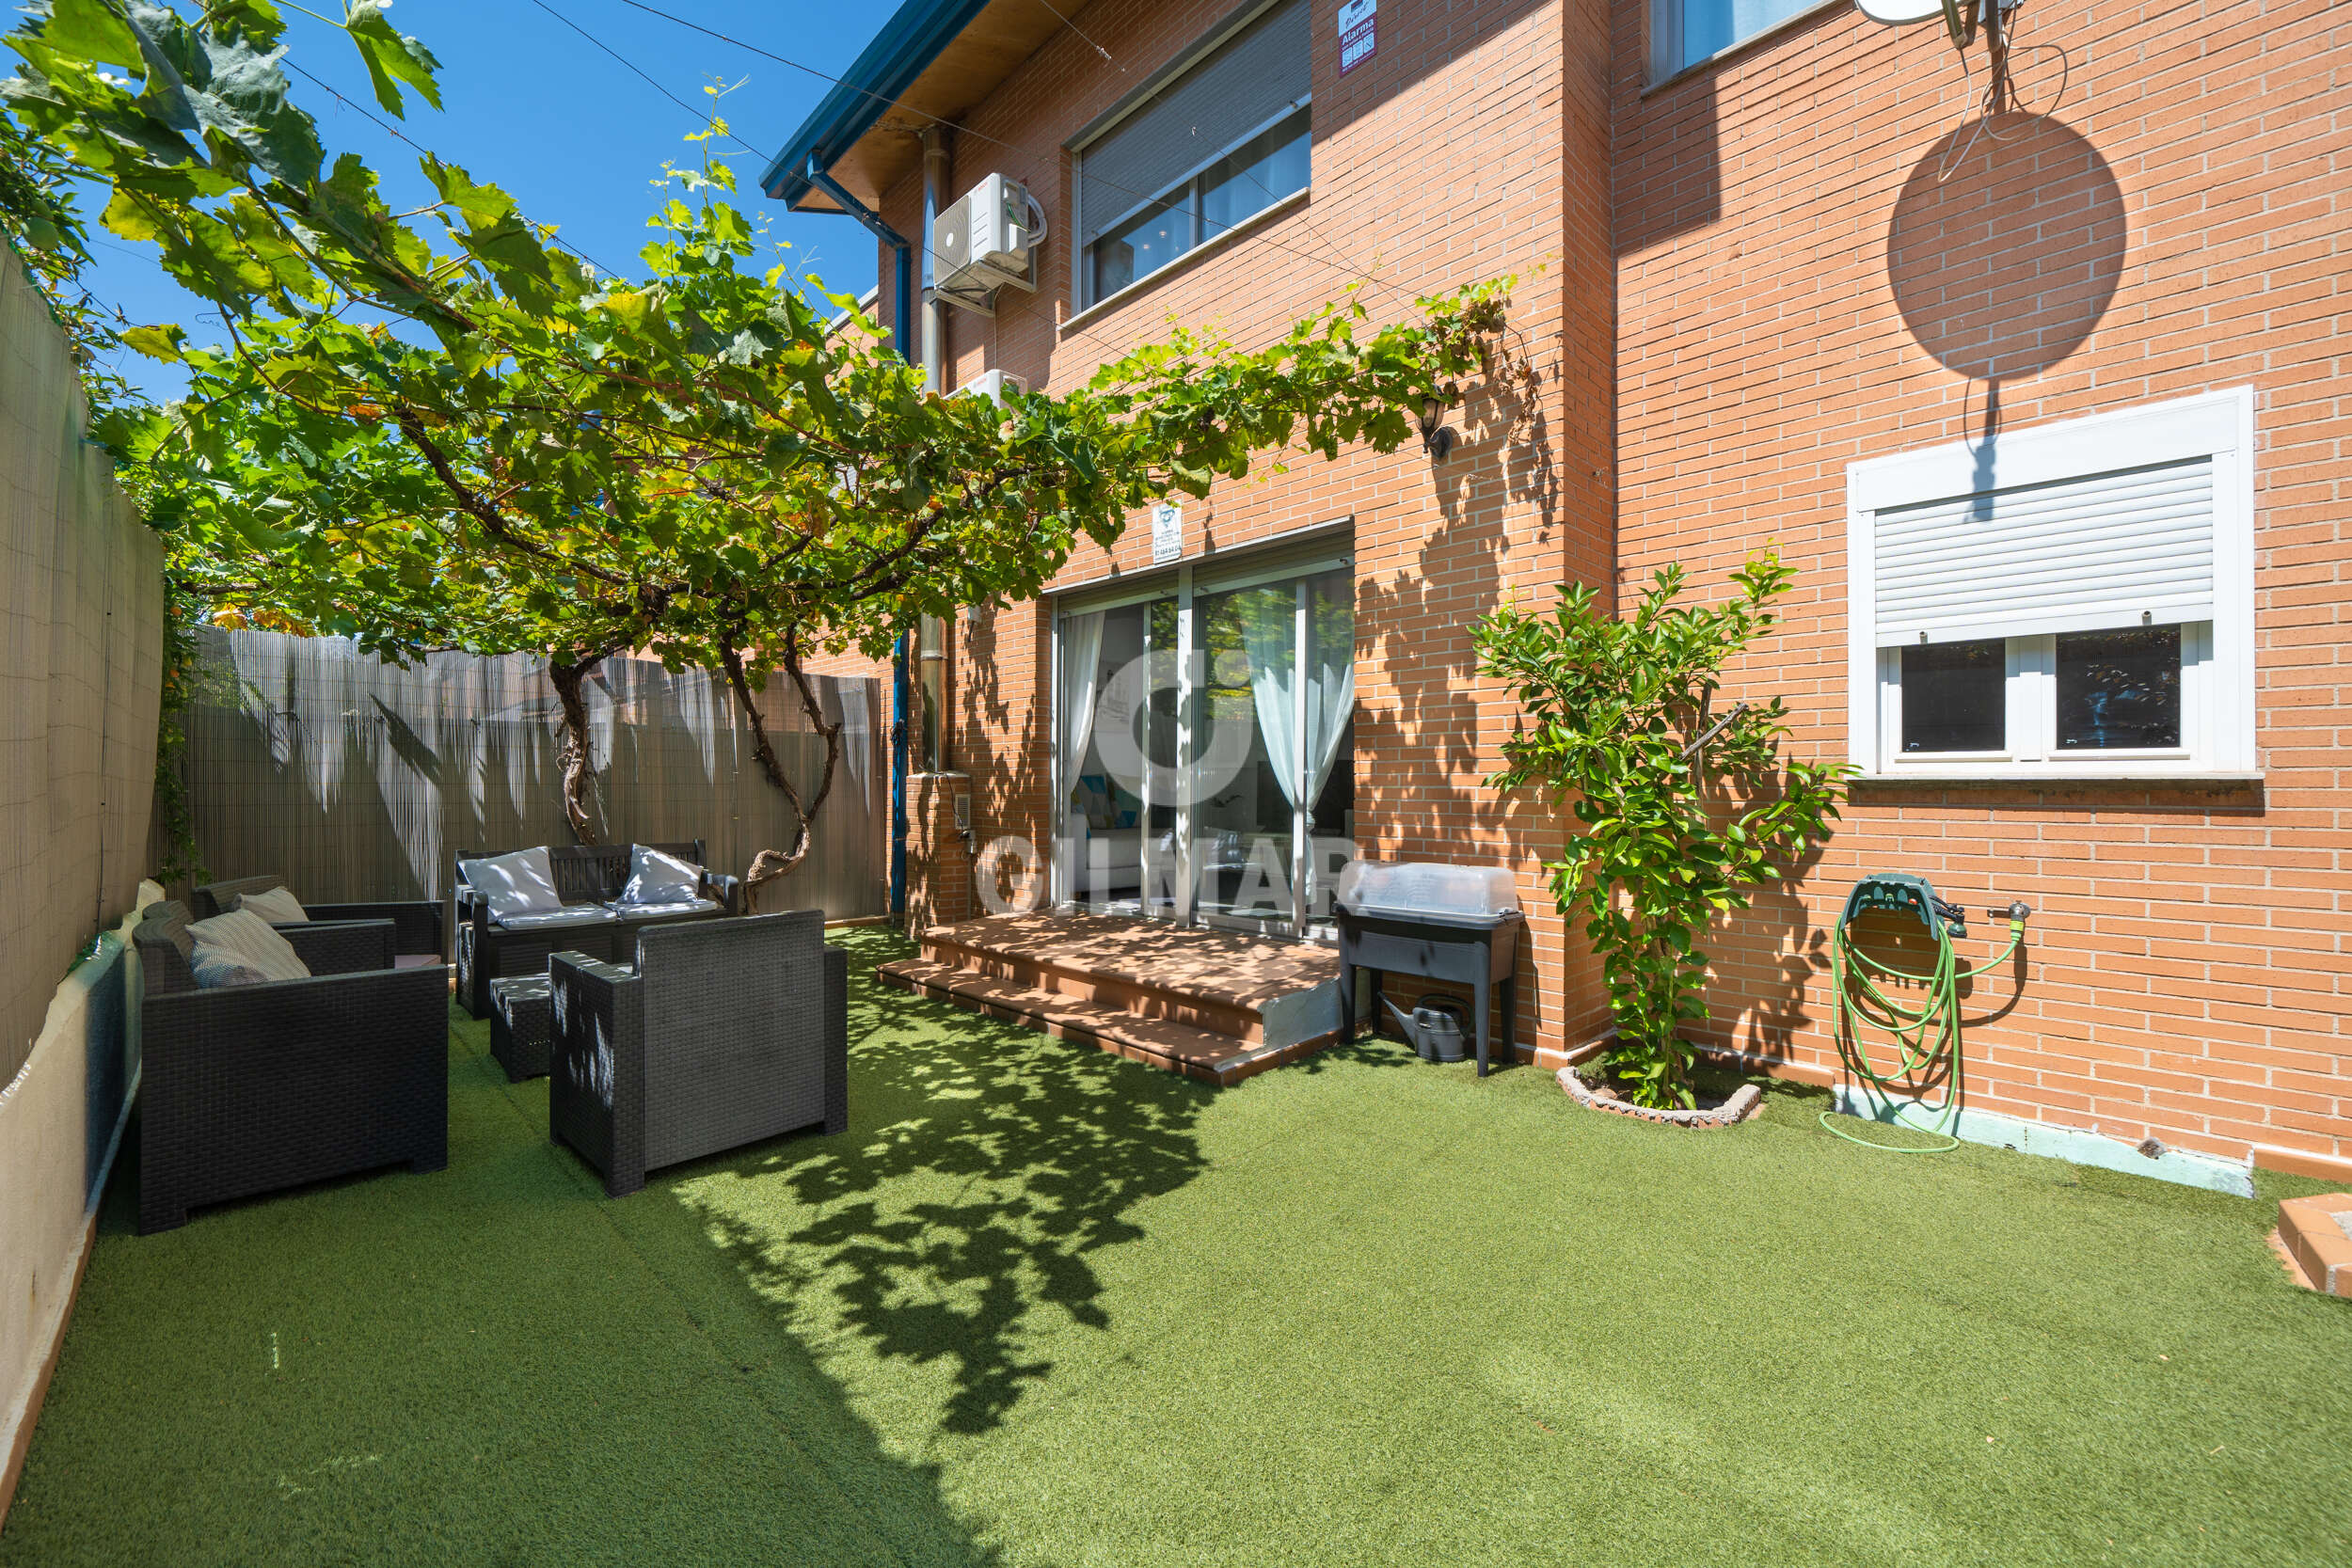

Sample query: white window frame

[1847,388,2258,780]
[1069,0,1311,312]
[1649,0,1841,85]
[1048,534,1353,929]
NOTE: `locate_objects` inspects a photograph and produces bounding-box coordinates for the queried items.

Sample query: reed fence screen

[179,629,888,920]
[0,247,165,1084]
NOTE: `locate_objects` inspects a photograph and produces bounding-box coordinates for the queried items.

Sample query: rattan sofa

[548,911,848,1197]
[451,840,743,1019]
[194,874,445,962]
[130,902,449,1234]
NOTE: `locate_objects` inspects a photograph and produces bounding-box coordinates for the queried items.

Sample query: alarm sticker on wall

[1150,502,1184,563]
[1338,0,1376,73]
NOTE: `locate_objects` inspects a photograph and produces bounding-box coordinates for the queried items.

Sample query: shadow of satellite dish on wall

[1887,112,2126,382]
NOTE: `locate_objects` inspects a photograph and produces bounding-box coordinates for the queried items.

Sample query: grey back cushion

[188,908,312,983]
[620,845,704,906]
[469,847,565,921]
[233,885,309,924]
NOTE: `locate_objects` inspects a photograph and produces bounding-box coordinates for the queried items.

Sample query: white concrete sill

[1060,187,1312,337]
[1851,771,2266,786]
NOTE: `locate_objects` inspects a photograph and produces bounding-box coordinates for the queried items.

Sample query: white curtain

[1303,623,1354,812]
[1059,611,1105,802]
[1241,586,1303,809]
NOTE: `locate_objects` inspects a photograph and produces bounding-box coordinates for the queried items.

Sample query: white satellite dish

[1856,0,1947,23]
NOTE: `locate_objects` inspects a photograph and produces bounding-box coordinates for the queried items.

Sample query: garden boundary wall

[0,237,166,1526]
[177,630,890,921]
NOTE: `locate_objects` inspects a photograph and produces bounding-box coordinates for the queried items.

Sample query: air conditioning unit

[933,174,1043,303]
[956,370,1027,404]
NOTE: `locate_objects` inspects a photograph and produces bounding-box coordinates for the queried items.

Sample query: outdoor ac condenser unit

[933,174,1042,303]
[956,370,1027,404]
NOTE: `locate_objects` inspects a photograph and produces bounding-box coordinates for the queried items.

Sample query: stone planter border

[1557,1058,1763,1129]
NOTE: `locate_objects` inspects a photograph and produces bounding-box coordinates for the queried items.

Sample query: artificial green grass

[6,925,2348,1566]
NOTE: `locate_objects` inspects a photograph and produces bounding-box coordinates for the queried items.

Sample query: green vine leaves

[8,0,1511,679]
[1475,552,1852,1109]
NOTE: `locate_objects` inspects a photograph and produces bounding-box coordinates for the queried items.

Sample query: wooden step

[877,957,1335,1086]
[916,912,1340,1050]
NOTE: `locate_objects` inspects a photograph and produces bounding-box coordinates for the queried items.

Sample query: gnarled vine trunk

[718,629,843,913]
[547,654,609,845]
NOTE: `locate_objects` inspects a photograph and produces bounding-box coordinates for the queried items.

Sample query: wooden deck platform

[876,913,1344,1085]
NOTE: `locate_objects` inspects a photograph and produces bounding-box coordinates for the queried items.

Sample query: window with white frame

[1072,0,1310,310]
[1650,0,1823,79]
[1847,388,2258,778]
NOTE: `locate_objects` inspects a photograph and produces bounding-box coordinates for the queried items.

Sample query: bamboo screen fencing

[0,246,166,1085]
[179,629,887,920]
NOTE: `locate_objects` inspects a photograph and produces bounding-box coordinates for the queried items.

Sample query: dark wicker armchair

[548,911,848,1197]
[452,840,743,1019]
[194,874,445,961]
[130,902,449,1234]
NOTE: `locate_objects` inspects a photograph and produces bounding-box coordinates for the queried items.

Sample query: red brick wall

[863,0,1622,1057]
[1613,0,2351,1171]
[906,771,975,931]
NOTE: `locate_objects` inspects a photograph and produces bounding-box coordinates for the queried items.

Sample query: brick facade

[863,0,1621,1060]
[819,0,2349,1173]
[1613,0,2349,1175]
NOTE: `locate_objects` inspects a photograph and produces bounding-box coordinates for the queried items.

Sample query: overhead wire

[1030,0,1120,71]
[283,0,1480,460]
[284,57,622,280]
[601,0,1429,313]
[515,0,1149,358]
[523,0,768,163]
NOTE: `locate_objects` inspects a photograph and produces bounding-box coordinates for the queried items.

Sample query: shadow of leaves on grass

[676,927,1218,1435]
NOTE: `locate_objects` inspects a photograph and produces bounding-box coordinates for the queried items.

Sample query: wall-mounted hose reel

[1825,874,2031,1152]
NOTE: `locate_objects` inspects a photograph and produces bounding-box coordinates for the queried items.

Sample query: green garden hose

[1820,876,2030,1153]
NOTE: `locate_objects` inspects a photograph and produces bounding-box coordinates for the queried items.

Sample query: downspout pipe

[920,127,948,395]
[803,157,914,917]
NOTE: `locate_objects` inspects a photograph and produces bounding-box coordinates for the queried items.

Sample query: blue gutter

[758,0,995,211]
[803,162,915,369]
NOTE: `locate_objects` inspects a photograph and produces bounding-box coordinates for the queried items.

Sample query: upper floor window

[1846,388,2258,779]
[1650,0,1821,79]
[1073,0,1311,310]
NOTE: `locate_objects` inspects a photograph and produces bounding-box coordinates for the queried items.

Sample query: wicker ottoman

[489,974,555,1082]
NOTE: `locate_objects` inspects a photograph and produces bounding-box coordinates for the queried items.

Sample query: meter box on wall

[933,173,1043,303]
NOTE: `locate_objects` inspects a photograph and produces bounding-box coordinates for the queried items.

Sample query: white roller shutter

[1076,0,1310,245]
[1871,457,2216,647]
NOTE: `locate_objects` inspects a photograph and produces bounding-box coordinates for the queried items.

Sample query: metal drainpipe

[800,158,916,917]
[890,638,909,918]
[905,127,948,922]
[922,127,948,395]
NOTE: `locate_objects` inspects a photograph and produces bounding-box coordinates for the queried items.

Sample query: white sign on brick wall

[1338,0,1376,73]
[1150,502,1184,563]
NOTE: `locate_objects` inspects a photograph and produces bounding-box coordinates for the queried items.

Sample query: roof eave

[760,0,999,209]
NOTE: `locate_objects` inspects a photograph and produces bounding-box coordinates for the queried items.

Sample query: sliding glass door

[1057,593,1181,918]
[1056,548,1354,938]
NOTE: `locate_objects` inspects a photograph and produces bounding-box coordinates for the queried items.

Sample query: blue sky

[68,0,891,399]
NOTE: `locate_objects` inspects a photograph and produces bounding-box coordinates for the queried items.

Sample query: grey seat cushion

[491,906,620,932]
[607,896,723,923]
